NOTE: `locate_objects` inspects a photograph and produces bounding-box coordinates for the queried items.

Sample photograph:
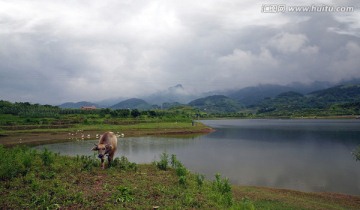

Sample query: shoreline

[0,126,215,147]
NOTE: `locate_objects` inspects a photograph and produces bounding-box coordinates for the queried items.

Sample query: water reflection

[34,119,360,195]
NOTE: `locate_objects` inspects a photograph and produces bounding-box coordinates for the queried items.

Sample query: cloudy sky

[0,0,359,104]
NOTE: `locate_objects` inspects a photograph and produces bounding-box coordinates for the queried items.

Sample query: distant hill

[277,91,304,99]
[59,101,99,109]
[95,97,127,108]
[226,82,334,106]
[110,98,151,110]
[255,84,360,115]
[188,95,243,113]
[308,84,360,103]
[227,84,296,106]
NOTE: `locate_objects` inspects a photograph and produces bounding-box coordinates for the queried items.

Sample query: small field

[1,146,359,210]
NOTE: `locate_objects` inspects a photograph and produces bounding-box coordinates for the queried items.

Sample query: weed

[212,173,233,207]
[78,154,99,171]
[176,166,187,177]
[196,174,205,187]
[111,156,137,171]
[213,173,232,194]
[0,146,35,180]
[40,148,54,167]
[171,154,183,168]
[156,152,169,170]
[40,171,56,179]
[113,186,135,204]
[179,175,187,186]
[240,197,255,210]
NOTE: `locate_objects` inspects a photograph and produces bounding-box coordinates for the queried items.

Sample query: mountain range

[58,80,360,114]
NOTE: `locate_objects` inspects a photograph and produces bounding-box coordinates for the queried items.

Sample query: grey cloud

[0,1,359,104]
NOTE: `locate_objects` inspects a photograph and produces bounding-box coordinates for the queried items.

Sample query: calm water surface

[34,119,360,195]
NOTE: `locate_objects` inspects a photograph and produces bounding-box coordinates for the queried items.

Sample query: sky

[0,0,359,104]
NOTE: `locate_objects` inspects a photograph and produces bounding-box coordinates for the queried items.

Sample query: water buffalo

[91,131,118,169]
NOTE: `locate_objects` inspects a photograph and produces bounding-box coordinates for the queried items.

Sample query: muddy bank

[0,127,215,147]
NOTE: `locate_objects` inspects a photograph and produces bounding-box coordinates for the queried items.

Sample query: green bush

[239,197,255,210]
[0,146,36,180]
[176,166,187,177]
[214,173,231,194]
[178,175,187,186]
[196,174,205,187]
[40,148,54,167]
[156,152,169,171]
[113,186,134,204]
[77,154,100,171]
[111,156,137,171]
[212,173,233,207]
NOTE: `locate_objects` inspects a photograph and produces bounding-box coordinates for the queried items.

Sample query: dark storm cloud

[0,0,359,104]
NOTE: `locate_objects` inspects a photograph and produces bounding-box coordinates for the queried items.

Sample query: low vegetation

[1,146,359,209]
[0,146,251,209]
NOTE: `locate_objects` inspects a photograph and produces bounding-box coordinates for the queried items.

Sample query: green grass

[1,121,206,134]
[1,146,359,209]
[0,147,245,209]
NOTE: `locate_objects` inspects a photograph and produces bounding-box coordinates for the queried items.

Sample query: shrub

[176,166,187,177]
[213,173,231,194]
[40,148,54,167]
[77,154,100,171]
[113,186,134,204]
[111,156,137,171]
[179,176,187,186]
[156,152,169,171]
[212,173,233,207]
[0,146,36,180]
[196,174,205,187]
[239,197,255,210]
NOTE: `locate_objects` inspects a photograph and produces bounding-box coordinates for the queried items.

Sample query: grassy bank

[0,121,213,147]
[1,146,359,210]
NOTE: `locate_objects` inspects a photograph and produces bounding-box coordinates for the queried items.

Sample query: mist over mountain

[224,81,336,106]
[143,84,205,105]
[188,95,243,113]
[56,79,360,112]
[59,101,99,109]
[95,97,128,108]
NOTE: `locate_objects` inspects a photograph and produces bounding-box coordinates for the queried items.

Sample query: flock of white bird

[68,130,124,141]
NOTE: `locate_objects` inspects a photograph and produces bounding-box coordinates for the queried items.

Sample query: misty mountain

[225,81,335,106]
[308,84,360,103]
[226,84,297,106]
[110,98,152,110]
[143,84,205,105]
[256,84,360,115]
[188,95,244,113]
[58,101,99,109]
[95,97,128,108]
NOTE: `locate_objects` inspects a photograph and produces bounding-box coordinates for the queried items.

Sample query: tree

[130,109,141,118]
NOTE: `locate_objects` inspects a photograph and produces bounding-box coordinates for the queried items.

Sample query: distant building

[81,106,97,110]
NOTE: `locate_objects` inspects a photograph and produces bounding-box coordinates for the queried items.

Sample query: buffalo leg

[101,158,105,169]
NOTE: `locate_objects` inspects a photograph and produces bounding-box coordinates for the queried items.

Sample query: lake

[33,119,360,195]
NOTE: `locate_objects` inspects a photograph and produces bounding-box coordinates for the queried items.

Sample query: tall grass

[0,145,36,180]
